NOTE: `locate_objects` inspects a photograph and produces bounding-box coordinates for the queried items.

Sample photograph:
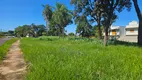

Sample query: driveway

[0,37,11,46]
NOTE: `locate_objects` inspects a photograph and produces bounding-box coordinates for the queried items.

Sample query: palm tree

[42,4,53,33]
[132,0,142,46]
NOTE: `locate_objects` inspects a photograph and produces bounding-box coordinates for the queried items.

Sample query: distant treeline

[15,24,46,37]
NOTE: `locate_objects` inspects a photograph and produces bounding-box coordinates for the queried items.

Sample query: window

[112,30,116,35]
[130,29,134,32]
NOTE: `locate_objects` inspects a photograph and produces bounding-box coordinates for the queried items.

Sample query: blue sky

[0,0,142,33]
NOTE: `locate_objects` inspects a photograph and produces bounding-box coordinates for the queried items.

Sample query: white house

[112,21,138,42]
[103,21,139,42]
[125,21,138,36]
[109,26,125,37]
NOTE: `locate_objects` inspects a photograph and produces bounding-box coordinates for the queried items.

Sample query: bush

[68,32,75,36]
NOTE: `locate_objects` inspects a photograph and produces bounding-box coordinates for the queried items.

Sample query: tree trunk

[132,0,142,46]
[104,27,109,46]
[98,20,102,40]
[138,20,142,45]
[46,19,50,33]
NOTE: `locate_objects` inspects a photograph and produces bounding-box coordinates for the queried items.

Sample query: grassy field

[21,36,142,80]
[0,38,18,60]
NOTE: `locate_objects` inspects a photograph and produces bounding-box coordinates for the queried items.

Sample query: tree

[132,0,142,46]
[37,25,46,36]
[15,24,46,37]
[8,30,14,36]
[31,23,38,37]
[15,26,24,37]
[98,0,131,46]
[42,4,53,33]
[94,25,103,38]
[71,0,103,39]
[50,3,72,36]
[22,25,32,37]
[30,24,47,37]
[71,0,131,46]
[75,16,93,37]
[48,17,61,36]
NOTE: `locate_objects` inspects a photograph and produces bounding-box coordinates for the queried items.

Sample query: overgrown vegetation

[0,38,18,60]
[21,37,142,80]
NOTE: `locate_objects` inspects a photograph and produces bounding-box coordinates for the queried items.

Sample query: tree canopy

[45,3,73,36]
[15,24,46,37]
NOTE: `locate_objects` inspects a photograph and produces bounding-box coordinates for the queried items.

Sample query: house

[103,21,139,42]
[109,26,125,37]
[125,21,138,36]
[111,21,138,42]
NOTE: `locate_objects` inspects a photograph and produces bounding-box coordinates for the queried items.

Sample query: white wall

[125,28,138,35]
[119,27,125,36]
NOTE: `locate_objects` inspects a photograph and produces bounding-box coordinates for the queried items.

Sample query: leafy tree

[8,30,14,36]
[71,0,103,39]
[71,0,131,46]
[15,26,24,37]
[132,0,142,46]
[22,25,32,37]
[42,4,53,32]
[98,0,131,46]
[48,18,61,36]
[51,3,72,36]
[93,25,103,38]
[37,25,46,36]
[15,24,46,37]
[31,23,38,37]
[75,16,93,37]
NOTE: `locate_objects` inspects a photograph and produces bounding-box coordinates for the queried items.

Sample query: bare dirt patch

[0,40,26,80]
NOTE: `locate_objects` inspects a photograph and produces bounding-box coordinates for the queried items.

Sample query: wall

[119,27,125,36]
[125,28,138,35]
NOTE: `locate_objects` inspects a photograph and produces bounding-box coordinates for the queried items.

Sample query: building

[125,21,138,36]
[110,26,125,37]
[110,21,138,42]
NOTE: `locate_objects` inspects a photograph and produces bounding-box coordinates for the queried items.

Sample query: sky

[0,0,142,33]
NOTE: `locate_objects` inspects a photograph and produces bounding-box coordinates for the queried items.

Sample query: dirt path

[0,40,26,80]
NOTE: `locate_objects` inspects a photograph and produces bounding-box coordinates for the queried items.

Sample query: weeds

[21,37,142,80]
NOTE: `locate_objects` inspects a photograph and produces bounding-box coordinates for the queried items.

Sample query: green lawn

[0,38,18,60]
[21,37,142,80]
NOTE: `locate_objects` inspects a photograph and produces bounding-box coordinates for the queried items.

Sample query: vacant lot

[21,37,142,80]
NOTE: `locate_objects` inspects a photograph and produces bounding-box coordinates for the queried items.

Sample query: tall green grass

[0,38,18,60]
[21,37,142,80]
